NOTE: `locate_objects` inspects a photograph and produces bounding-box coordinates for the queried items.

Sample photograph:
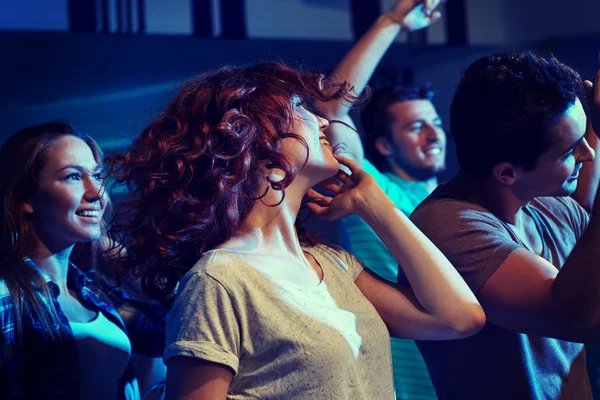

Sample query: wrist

[378,12,404,32]
[354,186,395,220]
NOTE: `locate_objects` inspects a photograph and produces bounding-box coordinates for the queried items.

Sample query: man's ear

[492,162,518,186]
[374,137,394,157]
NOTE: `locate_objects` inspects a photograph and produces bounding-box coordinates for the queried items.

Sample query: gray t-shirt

[411,182,591,400]
[164,244,394,400]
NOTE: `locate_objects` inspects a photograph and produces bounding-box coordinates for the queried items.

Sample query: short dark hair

[362,84,435,170]
[450,52,583,179]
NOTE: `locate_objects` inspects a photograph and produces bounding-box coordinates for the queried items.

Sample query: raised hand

[305,155,384,221]
[386,0,446,32]
[583,53,600,138]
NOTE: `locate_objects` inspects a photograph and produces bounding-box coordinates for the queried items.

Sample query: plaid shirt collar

[22,257,88,292]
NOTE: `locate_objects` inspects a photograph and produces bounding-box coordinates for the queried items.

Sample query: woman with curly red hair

[107,62,485,399]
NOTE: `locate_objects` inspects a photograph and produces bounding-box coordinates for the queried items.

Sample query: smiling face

[280,97,339,183]
[516,98,594,198]
[377,99,446,180]
[27,135,107,249]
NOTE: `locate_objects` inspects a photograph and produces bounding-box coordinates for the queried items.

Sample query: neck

[387,162,439,193]
[222,180,307,260]
[453,170,529,225]
[30,241,74,287]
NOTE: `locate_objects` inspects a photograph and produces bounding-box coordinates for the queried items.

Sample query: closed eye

[562,150,574,160]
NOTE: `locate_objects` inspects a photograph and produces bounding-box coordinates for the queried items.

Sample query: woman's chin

[324,159,340,175]
[303,157,340,181]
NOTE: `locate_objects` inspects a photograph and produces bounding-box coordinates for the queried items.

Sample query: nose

[84,175,105,203]
[317,115,330,131]
[423,124,444,143]
[578,138,595,163]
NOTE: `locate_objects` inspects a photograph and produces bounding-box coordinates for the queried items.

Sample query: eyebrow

[559,135,585,157]
[56,165,102,174]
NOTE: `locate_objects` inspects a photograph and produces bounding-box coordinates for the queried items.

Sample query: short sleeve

[411,200,521,294]
[163,267,241,374]
[554,197,590,238]
[319,245,365,281]
[362,159,413,216]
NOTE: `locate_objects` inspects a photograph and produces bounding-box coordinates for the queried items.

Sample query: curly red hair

[107,62,361,304]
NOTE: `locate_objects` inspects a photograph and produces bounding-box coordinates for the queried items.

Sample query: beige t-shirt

[164,244,394,400]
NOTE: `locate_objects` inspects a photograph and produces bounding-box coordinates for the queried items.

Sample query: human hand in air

[305,155,386,221]
[385,0,446,32]
[584,53,600,138]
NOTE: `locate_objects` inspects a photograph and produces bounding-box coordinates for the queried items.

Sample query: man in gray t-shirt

[410,52,600,399]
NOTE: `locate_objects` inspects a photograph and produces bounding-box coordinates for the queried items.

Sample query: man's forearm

[552,186,600,326]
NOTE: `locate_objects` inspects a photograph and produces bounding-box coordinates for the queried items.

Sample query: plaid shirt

[0,258,140,399]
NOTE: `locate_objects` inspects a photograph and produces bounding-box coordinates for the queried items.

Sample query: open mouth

[319,136,331,147]
[569,167,582,180]
[76,209,102,219]
[423,147,442,156]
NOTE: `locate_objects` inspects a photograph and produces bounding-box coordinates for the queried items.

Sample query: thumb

[305,201,335,220]
[429,10,442,23]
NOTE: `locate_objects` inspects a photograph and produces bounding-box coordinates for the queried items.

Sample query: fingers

[423,0,433,14]
[334,169,351,184]
[305,202,337,220]
[333,155,362,175]
[306,188,325,200]
[584,52,600,136]
[593,66,600,106]
[585,118,595,137]
[306,200,327,214]
[423,0,440,15]
[313,169,352,197]
[305,188,331,205]
[429,10,442,23]
[305,190,334,219]
[317,179,342,195]
[585,75,600,137]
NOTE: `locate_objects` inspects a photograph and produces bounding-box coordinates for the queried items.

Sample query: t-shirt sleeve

[321,245,365,281]
[410,201,522,294]
[557,196,590,239]
[362,159,413,216]
[163,266,241,374]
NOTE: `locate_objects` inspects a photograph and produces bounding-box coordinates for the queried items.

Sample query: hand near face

[584,53,600,138]
[305,155,381,221]
[386,0,446,32]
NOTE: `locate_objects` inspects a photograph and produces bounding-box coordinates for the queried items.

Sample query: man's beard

[394,156,446,181]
